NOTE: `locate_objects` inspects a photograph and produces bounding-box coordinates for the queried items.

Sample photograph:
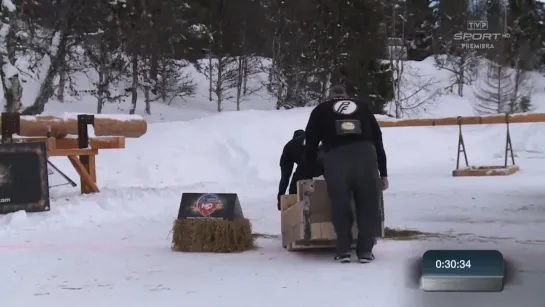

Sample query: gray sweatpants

[323,141,380,256]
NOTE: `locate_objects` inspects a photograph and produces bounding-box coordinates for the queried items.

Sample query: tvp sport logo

[453,19,510,50]
[192,193,224,217]
[467,20,488,31]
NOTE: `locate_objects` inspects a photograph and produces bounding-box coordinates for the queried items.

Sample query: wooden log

[4,114,146,138]
[19,115,68,137]
[63,114,147,137]
[378,112,545,128]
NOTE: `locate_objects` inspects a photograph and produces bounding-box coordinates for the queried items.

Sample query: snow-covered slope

[6,55,545,122]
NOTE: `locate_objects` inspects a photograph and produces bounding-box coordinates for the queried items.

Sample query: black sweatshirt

[304,97,387,177]
[278,137,305,196]
[278,138,325,196]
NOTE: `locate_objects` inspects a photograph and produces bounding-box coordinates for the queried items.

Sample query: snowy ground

[0,107,544,306]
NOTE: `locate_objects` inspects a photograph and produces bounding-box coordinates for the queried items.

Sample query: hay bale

[172,218,255,252]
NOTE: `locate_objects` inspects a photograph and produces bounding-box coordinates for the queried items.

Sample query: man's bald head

[328,85,348,98]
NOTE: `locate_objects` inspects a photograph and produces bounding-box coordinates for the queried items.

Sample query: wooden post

[297,180,315,244]
[67,155,99,193]
[1,112,20,143]
[77,114,96,194]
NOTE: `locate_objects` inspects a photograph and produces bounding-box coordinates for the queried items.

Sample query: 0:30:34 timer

[435,259,471,269]
[422,250,504,292]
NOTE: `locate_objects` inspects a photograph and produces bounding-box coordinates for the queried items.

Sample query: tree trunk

[208,52,213,102]
[2,73,22,113]
[143,69,151,115]
[216,58,223,112]
[96,74,105,114]
[1,12,22,113]
[23,31,69,115]
[96,59,107,114]
[57,58,66,103]
[129,54,138,114]
[242,56,248,95]
[236,56,243,111]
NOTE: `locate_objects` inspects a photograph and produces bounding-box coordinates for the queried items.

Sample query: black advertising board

[177,193,244,221]
[0,142,50,214]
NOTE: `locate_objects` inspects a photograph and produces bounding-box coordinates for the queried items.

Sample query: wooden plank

[452,165,519,177]
[297,180,314,241]
[88,155,97,184]
[289,240,357,250]
[79,155,90,194]
[46,137,56,151]
[281,201,304,231]
[280,194,297,211]
[67,156,99,193]
[48,148,98,156]
[321,222,337,240]
[310,223,322,240]
[16,136,125,149]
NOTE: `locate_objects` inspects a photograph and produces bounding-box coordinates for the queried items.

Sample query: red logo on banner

[196,194,222,216]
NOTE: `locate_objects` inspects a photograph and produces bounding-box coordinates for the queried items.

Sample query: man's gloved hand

[277,194,282,211]
[381,177,389,190]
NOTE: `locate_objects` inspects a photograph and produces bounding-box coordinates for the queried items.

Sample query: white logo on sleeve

[333,100,358,115]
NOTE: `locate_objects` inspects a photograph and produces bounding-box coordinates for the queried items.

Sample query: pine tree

[473,59,514,114]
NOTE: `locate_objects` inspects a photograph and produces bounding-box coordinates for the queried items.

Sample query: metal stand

[455,116,469,170]
[454,114,517,175]
[504,114,516,167]
[77,114,94,149]
[47,160,77,187]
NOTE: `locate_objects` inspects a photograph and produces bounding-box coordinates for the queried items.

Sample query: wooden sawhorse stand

[1,113,126,194]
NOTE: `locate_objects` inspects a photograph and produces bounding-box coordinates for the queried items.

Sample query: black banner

[0,142,50,214]
[177,193,244,221]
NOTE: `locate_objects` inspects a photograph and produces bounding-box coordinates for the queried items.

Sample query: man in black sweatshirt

[277,129,324,210]
[302,84,388,263]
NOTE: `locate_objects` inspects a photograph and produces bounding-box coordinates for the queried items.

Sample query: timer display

[421,249,504,292]
[435,259,471,269]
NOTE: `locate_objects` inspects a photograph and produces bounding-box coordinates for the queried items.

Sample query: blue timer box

[421,249,504,292]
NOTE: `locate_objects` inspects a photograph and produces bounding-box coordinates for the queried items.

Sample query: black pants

[323,141,380,256]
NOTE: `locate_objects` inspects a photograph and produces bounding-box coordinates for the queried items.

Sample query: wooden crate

[281,179,384,251]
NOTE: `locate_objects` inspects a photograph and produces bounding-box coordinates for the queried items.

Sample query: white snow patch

[1,0,16,12]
